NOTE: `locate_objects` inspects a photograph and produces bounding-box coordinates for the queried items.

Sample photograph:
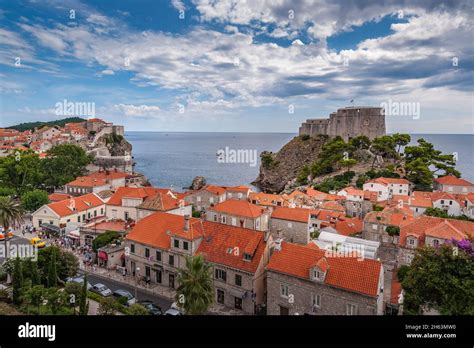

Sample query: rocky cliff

[252,135,328,193]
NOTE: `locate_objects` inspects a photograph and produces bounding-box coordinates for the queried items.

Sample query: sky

[0,0,473,133]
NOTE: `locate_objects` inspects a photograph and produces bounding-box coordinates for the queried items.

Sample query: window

[87,212,91,219]
[82,214,86,221]
[433,239,439,247]
[408,238,415,245]
[243,253,252,261]
[38,219,43,225]
[234,297,242,310]
[174,239,179,248]
[145,248,150,258]
[280,284,289,298]
[346,304,357,315]
[183,241,189,250]
[449,200,453,206]
[156,270,162,283]
[441,200,445,204]
[156,251,162,261]
[125,211,129,220]
[311,294,321,308]
[255,219,260,229]
[215,269,227,281]
[213,215,217,222]
[372,224,377,230]
[217,289,225,304]
[94,210,97,217]
[169,255,174,266]
[145,266,150,277]
[221,216,226,223]
[77,216,80,223]
[235,274,242,286]
[313,270,321,279]
[130,244,135,253]
[100,208,104,214]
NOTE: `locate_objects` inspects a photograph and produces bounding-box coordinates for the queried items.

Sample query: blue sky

[0,0,473,133]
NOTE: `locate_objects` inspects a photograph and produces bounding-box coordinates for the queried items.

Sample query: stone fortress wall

[299,106,386,141]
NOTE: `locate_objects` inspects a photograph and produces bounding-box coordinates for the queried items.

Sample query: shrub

[300,134,310,141]
[92,231,121,252]
[261,153,274,169]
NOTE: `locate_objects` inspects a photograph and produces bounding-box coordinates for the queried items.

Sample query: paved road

[81,272,173,312]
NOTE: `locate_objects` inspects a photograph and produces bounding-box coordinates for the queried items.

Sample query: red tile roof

[126,212,205,248]
[364,206,414,226]
[48,193,72,202]
[399,216,474,247]
[204,185,226,195]
[334,218,363,236]
[67,176,107,188]
[320,200,345,212]
[47,193,104,217]
[248,192,287,206]
[435,175,473,186]
[366,177,411,186]
[196,223,266,273]
[209,199,266,218]
[267,242,382,297]
[271,206,317,223]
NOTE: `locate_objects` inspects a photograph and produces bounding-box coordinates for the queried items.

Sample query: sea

[126,132,474,191]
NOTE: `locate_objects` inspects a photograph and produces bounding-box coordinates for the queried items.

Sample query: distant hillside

[7,117,86,132]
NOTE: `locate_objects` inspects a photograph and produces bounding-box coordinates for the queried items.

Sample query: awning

[98,251,108,260]
[40,223,61,233]
[67,231,80,238]
[228,289,245,299]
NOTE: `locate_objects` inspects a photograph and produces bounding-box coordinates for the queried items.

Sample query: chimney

[184,214,190,232]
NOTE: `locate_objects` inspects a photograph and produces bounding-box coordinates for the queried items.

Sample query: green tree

[404,138,460,190]
[0,196,23,265]
[0,151,43,195]
[92,231,121,252]
[21,189,49,212]
[46,249,58,288]
[339,158,357,173]
[127,303,150,315]
[37,246,78,282]
[23,285,45,314]
[296,165,310,185]
[391,133,411,156]
[401,242,474,315]
[348,135,371,151]
[386,225,400,236]
[45,287,66,315]
[79,275,89,315]
[41,144,93,189]
[356,175,368,189]
[22,258,41,286]
[98,297,116,315]
[175,255,214,315]
[12,257,23,305]
[369,135,397,169]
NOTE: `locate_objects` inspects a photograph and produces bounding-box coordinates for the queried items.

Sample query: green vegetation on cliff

[7,117,86,132]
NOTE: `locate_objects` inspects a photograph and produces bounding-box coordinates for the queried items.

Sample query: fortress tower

[299,106,386,141]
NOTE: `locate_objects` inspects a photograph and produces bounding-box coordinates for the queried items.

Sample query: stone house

[248,192,288,207]
[106,187,190,222]
[205,199,270,231]
[32,193,105,229]
[36,126,61,140]
[266,241,384,315]
[125,212,269,314]
[433,175,474,194]
[398,216,474,266]
[225,186,251,200]
[363,178,411,202]
[270,207,318,245]
[363,206,414,244]
[65,176,110,197]
[430,192,463,216]
[184,185,227,212]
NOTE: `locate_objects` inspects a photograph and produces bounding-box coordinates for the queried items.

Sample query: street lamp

[134,267,140,300]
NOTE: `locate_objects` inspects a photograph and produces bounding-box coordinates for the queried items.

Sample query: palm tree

[175,255,214,315]
[0,196,24,266]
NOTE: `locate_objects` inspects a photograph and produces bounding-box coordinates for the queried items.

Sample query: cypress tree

[79,275,88,315]
[12,257,23,305]
[47,249,58,288]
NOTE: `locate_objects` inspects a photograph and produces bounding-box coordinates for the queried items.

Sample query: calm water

[126,132,473,189]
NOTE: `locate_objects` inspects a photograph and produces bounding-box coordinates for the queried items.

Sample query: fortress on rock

[299,106,386,141]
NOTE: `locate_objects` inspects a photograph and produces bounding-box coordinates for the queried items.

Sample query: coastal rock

[190,176,206,190]
[252,135,328,193]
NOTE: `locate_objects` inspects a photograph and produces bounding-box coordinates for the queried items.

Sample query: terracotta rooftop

[248,192,287,206]
[208,199,266,218]
[48,193,72,202]
[267,242,382,297]
[364,206,414,226]
[66,176,107,188]
[435,175,473,186]
[334,218,363,236]
[46,193,104,217]
[271,206,318,223]
[399,216,474,247]
[366,177,411,186]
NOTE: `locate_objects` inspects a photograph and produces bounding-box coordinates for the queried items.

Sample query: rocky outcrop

[252,135,328,193]
[190,176,206,190]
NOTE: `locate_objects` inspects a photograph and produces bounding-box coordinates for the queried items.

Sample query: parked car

[66,276,92,290]
[0,231,13,241]
[112,289,136,306]
[91,283,112,297]
[139,301,162,315]
[30,237,46,248]
[164,308,183,316]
